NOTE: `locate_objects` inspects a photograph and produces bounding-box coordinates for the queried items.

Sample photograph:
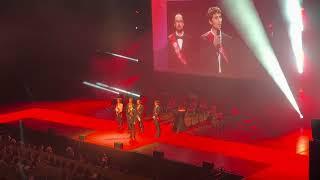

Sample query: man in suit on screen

[200,6,231,74]
[168,13,193,70]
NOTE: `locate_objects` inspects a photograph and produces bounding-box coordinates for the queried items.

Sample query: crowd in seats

[0,122,241,180]
[0,134,143,180]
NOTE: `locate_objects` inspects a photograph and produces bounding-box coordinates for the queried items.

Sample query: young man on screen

[200,6,230,74]
[168,13,192,69]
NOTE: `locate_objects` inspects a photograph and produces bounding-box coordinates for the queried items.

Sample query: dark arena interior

[1,0,320,179]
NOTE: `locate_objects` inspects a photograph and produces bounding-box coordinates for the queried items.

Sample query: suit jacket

[136,104,144,117]
[126,103,136,118]
[115,103,123,114]
[168,32,193,69]
[153,105,161,117]
[200,31,231,73]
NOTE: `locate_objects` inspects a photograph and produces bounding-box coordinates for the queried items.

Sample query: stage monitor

[312,119,320,141]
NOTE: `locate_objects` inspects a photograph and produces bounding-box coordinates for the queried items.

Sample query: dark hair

[207,6,222,20]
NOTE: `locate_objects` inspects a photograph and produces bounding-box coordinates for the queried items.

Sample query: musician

[168,13,193,69]
[152,100,161,137]
[115,98,123,129]
[200,6,231,73]
[136,99,144,133]
[209,105,223,128]
[126,97,136,140]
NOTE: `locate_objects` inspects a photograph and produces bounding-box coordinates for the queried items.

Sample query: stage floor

[0,100,310,179]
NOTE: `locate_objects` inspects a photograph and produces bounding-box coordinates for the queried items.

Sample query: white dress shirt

[176,31,184,50]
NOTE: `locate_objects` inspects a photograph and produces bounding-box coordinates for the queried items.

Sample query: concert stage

[0,100,310,179]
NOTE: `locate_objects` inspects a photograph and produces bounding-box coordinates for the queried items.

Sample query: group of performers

[115,97,161,141]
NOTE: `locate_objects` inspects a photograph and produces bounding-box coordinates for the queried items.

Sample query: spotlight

[280,0,304,74]
[102,52,139,62]
[83,81,119,94]
[96,82,141,98]
[223,0,303,118]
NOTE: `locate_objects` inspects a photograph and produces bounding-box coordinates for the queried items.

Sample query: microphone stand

[218,30,222,73]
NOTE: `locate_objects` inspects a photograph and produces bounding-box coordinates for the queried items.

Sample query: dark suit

[115,103,123,129]
[200,31,231,74]
[136,104,144,133]
[126,103,136,139]
[168,32,193,69]
[153,105,161,137]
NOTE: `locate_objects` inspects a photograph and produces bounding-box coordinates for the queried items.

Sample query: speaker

[311,119,320,140]
[153,151,164,159]
[309,140,320,179]
[202,161,214,171]
[114,142,123,150]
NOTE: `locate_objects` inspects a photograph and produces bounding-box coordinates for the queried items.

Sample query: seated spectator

[65,146,75,159]
[45,146,53,153]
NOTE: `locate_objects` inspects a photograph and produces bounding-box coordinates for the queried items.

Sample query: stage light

[83,81,119,94]
[102,52,139,62]
[223,0,303,118]
[96,82,141,98]
[280,0,304,74]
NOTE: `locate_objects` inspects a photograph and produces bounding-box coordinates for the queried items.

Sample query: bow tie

[176,36,184,39]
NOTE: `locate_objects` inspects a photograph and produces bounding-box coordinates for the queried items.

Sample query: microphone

[218,30,229,64]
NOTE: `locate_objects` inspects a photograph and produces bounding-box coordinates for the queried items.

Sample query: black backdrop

[0,0,152,104]
[0,0,319,108]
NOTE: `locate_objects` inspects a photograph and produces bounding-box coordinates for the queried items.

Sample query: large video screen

[152,0,265,79]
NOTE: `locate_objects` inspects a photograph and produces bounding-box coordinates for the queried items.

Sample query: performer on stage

[126,97,136,140]
[136,99,144,133]
[115,98,123,129]
[152,100,161,138]
[200,6,231,73]
[168,13,192,69]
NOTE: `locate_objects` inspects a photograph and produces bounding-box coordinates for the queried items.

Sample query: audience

[0,134,112,180]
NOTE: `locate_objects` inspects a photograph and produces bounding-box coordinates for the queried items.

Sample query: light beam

[223,0,303,118]
[96,82,141,98]
[83,81,119,94]
[280,0,304,74]
[102,52,139,62]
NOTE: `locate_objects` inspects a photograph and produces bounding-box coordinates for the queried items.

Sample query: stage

[0,100,310,179]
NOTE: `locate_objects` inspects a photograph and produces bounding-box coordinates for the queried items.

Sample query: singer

[115,98,124,130]
[200,6,230,74]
